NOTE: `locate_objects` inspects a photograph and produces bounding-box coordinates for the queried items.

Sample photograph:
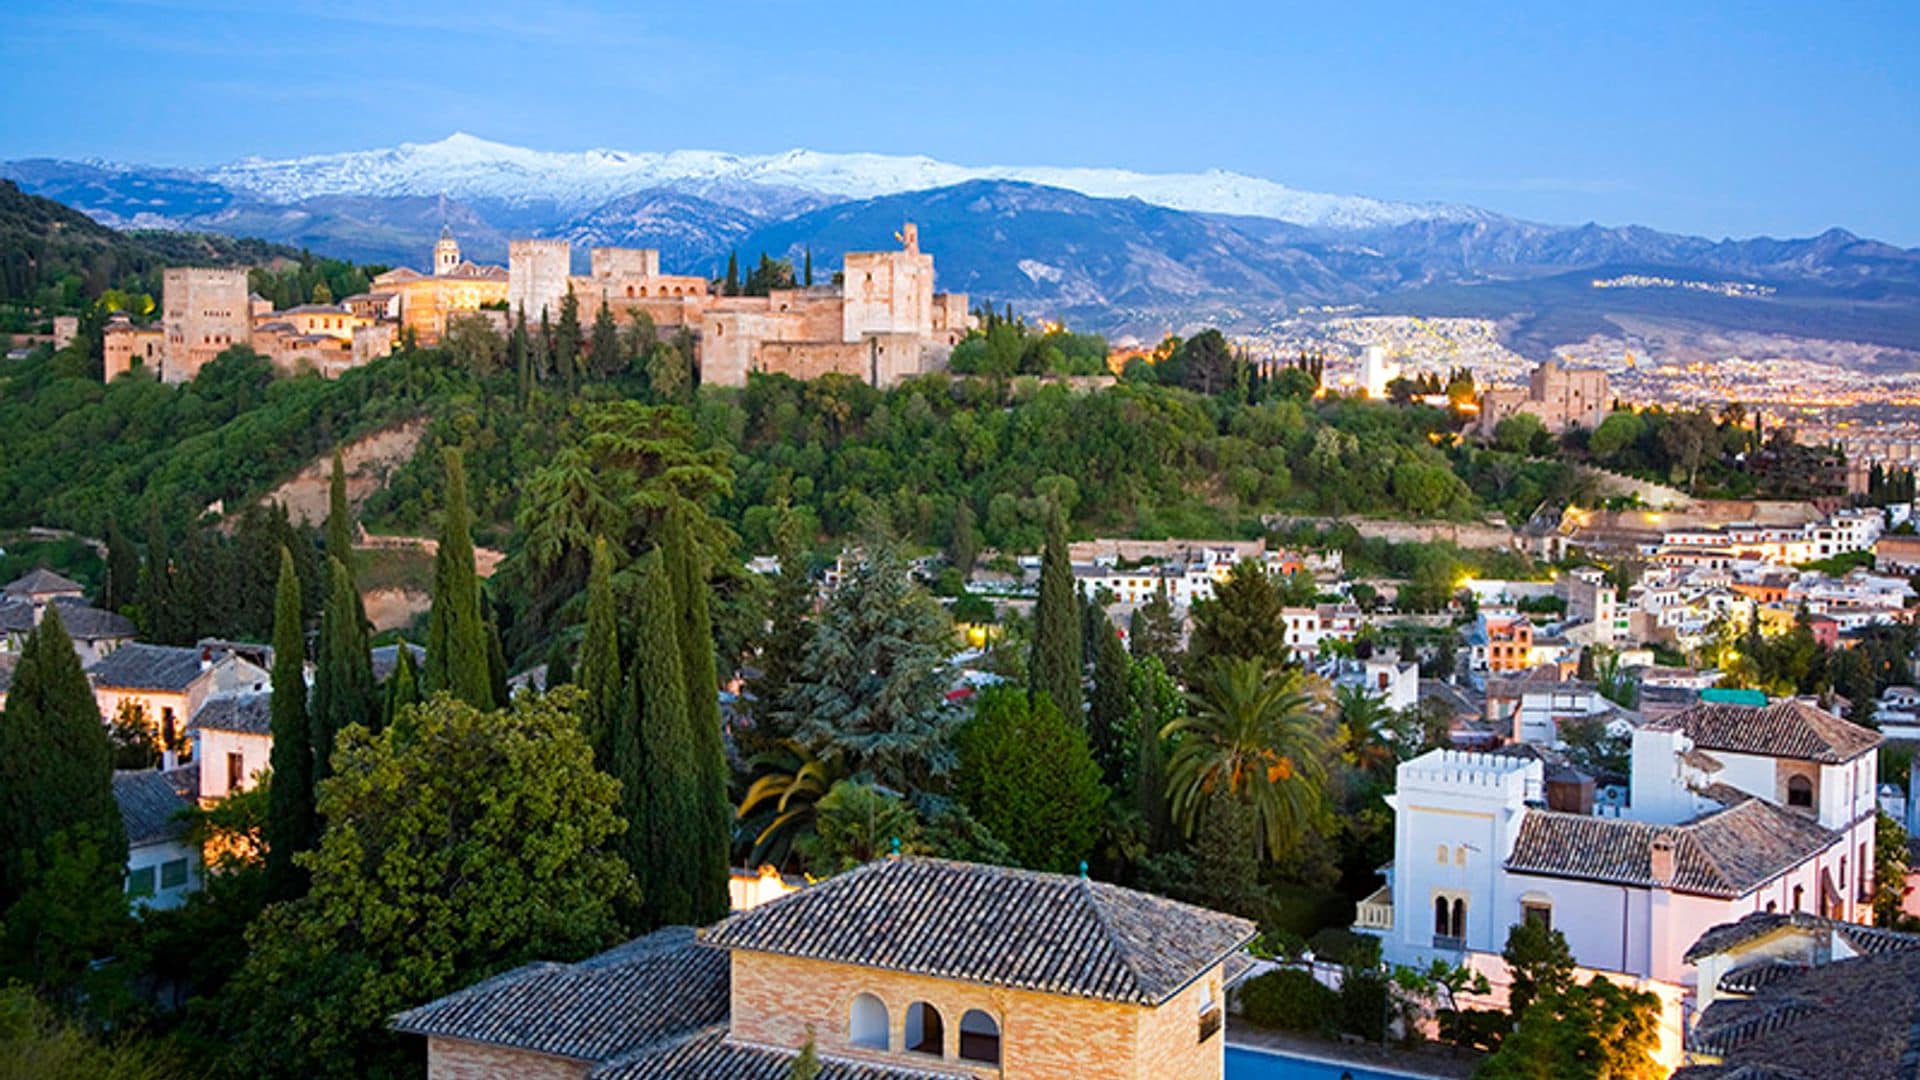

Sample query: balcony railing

[1432,934,1467,952]
[1356,885,1394,931]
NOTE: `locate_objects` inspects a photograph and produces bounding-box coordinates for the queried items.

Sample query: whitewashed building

[1358,700,1880,990]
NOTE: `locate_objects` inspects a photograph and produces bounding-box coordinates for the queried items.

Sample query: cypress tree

[1128,577,1180,665]
[749,503,813,751]
[1030,504,1082,717]
[556,286,582,394]
[628,549,691,927]
[311,556,374,782]
[382,643,421,735]
[485,619,510,708]
[724,251,740,296]
[577,537,623,772]
[802,247,813,288]
[511,308,531,408]
[138,506,176,643]
[662,508,730,922]
[104,514,139,613]
[326,450,353,566]
[425,449,491,708]
[266,548,315,900]
[588,296,620,379]
[0,606,125,910]
[1089,614,1132,786]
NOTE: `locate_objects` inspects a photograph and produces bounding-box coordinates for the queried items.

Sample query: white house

[1336,655,1420,713]
[1358,700,1880,991]
[113,767,202,911]
[189,692,273,803]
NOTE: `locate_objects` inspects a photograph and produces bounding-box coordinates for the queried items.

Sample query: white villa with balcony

[1357,701,1881,990]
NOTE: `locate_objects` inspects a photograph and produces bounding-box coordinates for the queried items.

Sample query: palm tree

[737,740,846,869]
[1163,657,1331,861]
[1334,683,1400,784]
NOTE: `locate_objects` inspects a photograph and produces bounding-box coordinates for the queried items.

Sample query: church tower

[434,224,461,277]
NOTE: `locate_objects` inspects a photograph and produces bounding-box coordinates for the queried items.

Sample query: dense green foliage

[224,691,630,1079]
[954,688,1106,874]
[424,450,491,707]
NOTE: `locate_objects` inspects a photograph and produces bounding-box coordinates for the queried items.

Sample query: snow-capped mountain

[210,132,1476,230]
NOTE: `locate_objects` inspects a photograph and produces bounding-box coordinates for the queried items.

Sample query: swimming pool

[1225,1044,1444,1080]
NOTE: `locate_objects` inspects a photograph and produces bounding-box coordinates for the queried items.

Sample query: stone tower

[434,224,461,278]
[508,239,572,321]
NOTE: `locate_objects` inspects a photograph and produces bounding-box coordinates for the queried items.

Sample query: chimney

[200,645,213,672]
[162,747,178,771]
[1650,835,1677,887]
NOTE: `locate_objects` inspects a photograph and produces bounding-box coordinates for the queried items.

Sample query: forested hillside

[0,180,296,326]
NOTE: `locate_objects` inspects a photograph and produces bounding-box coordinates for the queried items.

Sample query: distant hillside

[0,179,294,315]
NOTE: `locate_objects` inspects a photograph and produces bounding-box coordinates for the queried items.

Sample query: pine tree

[311,556,374,783]
[662,508,731,923]
[1089,613,1132,786]
[382,643,421,735]
[577,537,623,772]
[104,514,139,613]
[266,548,315,901]
[1030,504,1081,717]
[0,606,125,910]
[555,286,583,393]
[628,549,691,927]
[425,449,492,708]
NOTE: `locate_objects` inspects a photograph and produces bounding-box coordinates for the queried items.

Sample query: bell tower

[434,224,460,277]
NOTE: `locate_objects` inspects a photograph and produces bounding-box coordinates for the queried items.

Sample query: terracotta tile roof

[701,857,1255,1006]
[1646,700,1881,763]
[113,767,194,847]
[1505,800,1839,898]
[390,927,727,1063]
[189,693,273,736]
[592,1027,948,1080]
[1679,947,1920,1079]
[90,643,208,692]
[1685,910,1920,963]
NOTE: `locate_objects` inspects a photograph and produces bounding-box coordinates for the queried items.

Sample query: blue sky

[3,0,1915,243]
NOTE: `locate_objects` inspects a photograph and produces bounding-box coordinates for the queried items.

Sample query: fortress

[509,222,971,386]
[107,223,970,389]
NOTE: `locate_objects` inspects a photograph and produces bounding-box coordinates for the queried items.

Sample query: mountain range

[6,133,1918,353]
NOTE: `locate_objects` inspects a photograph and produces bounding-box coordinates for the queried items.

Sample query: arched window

[1787,775,1814,808]
[905,1002,944,1056]
[1434,896,1451,937]
[1792,885,1805,912]
[958,1009,1000,1065]
[849,993,888,1050]
[1452,898,1467,939]
[626,286,635,298]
